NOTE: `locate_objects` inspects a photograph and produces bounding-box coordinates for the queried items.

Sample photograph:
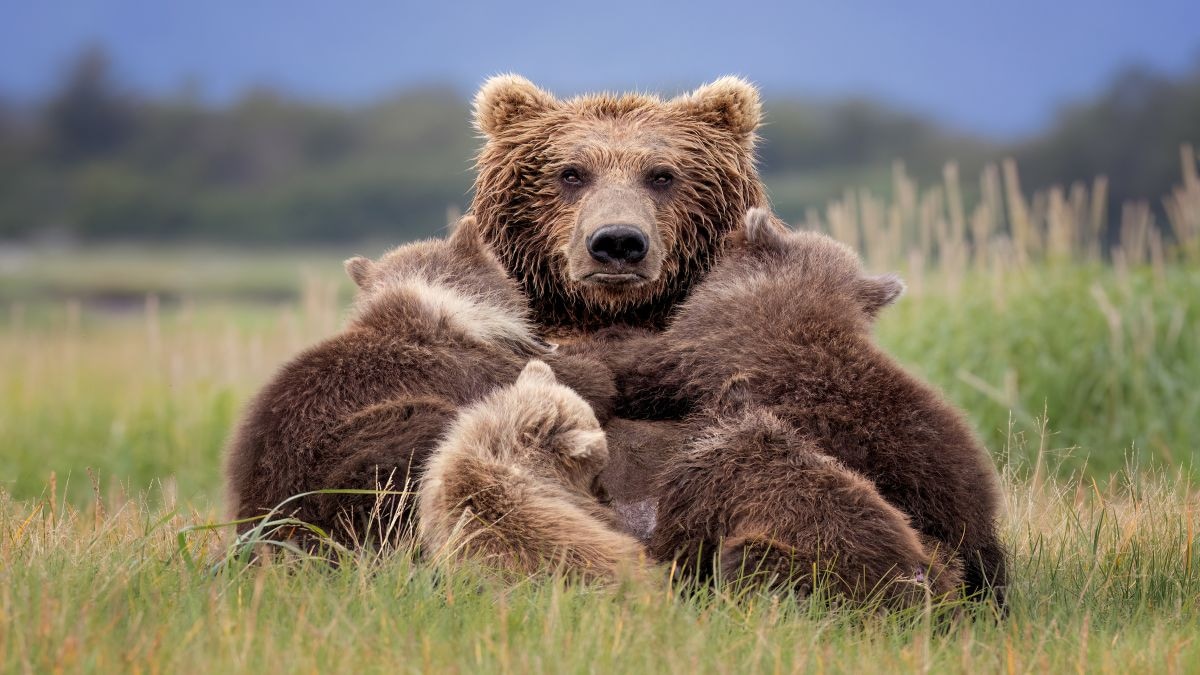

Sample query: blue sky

[1,0,1198,137]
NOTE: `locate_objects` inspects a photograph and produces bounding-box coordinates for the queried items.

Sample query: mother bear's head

[470,75,768,334]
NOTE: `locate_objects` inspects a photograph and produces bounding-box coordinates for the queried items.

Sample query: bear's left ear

[674,76,762,140]
[856,273,906,318]
[473,74,558,137]
[560,429,607,459]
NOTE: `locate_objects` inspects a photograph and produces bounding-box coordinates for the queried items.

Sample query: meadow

[2,152,1199,673]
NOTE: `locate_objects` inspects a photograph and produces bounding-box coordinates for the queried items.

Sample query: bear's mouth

[583,272,646,287]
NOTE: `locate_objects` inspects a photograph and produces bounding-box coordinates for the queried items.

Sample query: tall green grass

[4,453,1198,673]
[879,263,1200,476]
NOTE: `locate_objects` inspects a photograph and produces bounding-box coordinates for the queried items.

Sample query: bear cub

[224,216,616,546]
[626,208,1007,605]
[418,360,647,581]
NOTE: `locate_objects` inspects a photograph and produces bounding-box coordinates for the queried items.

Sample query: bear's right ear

[674,76,762,141]
[473,74,558,137]
[516,359,559,387]
[344,256,375,290]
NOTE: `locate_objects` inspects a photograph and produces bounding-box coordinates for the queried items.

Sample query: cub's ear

[857,273,906,317]
[559,429,607,459]
[448,213,484,252]
[343,256,375,290]
[742,207,788,250]
[473,74,558,137]
[516,359,559,387]
[675,76,762,140]
[714,373,755,418]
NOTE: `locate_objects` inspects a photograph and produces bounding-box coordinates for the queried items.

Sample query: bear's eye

[649,171,674,188]
[560,168,584,186]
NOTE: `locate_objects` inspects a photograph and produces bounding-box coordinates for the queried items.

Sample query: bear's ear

[714,373,755,418]
[516,359,559,387]
[473,74,558,137]
[448,213,484,253]
[344,256,376,290]
[675,76,762,139]
[856,273,906,318]
[559,429,607,459]
[741,207,788,250]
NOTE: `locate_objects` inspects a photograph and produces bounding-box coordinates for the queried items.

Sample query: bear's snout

[587,225,649,265]
[567,183,663,288]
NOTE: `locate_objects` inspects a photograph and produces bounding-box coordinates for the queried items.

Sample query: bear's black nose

[587,225,649,264]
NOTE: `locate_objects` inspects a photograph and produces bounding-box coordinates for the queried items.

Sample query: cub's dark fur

[654,381,963,604]
[224,216,615,545]
[625,209,1008,604]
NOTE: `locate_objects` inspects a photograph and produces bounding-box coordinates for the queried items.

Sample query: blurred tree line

[0,47,1197,244]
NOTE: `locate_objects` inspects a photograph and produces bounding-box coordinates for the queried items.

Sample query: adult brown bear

[467,73,782,537]
[469,76,1005,605]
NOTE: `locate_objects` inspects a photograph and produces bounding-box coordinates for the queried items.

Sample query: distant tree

[6,44,1199,244]
[44,45,137,161]
[1016,60,1200,227]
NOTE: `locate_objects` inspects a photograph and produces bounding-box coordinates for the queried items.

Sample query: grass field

[3,156,1200,672]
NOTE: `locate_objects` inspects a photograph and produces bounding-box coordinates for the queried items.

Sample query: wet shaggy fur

[626,209,1008,605]
[418,361,646,581]
[654,393,963,605]
[224,216,617,545]
[471,75,779,336]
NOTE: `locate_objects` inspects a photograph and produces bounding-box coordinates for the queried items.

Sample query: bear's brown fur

[553,326,701,543]
[470,75,779,336]
[224,216,616,544]
[418,360,646,581]
[627,209,1008,604]
[652,378,962,605]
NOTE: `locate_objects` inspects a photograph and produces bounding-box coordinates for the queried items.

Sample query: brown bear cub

[418,360,646,581]
[627,209,1007,605]
[224,216,616,546]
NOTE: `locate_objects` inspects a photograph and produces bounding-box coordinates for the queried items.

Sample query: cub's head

[726,207,906,324]
[471,75,768,332]
[344,215,549,355]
